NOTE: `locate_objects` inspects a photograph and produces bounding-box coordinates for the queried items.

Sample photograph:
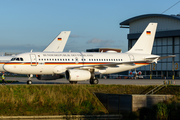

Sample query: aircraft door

[129,54,135,61]
[30,54,37,66]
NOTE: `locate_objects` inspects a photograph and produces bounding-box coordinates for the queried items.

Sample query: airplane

[0,31,70,73]
[3,23,175,84]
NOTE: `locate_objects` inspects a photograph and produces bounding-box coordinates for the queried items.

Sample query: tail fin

[43,31,71,52]
[127,23,157,54]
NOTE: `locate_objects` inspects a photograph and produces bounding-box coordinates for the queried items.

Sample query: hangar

[120,14,180,79]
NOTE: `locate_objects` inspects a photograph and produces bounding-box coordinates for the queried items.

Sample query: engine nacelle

[36,74,64,80]
[65,69,91,81]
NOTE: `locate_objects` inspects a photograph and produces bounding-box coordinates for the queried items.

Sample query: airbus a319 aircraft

[3,23,175,84]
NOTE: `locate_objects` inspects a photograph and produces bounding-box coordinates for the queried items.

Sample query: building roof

[120,14,180,26]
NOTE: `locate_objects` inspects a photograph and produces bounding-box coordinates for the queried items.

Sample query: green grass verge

[0,84,180,116]
[0,85,108,116]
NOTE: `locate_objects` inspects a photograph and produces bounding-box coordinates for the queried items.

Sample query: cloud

[87,38,114,47]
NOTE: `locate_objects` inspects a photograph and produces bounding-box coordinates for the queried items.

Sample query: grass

[0,84,180,116]
[0,85,108,116]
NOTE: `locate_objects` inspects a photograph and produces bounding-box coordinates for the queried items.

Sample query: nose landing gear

[27,74,33,85]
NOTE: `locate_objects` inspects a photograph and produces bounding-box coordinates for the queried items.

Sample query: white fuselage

[3,52,159,75]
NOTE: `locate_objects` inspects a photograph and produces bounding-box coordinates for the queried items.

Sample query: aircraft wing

[66,60,151,70]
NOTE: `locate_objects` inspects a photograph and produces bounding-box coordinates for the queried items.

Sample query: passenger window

[72,59,74,61]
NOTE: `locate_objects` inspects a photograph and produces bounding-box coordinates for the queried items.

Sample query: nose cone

[3,63,12,73]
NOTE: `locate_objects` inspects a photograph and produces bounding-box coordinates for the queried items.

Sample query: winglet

[43,31,71,52]
[127,23,157,54]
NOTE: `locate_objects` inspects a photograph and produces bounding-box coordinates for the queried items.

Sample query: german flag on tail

[146,31,151,35]
[58,38,62,41]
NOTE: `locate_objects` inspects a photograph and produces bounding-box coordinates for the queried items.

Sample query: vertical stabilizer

[127,23,157,54]
[43,31,71,52]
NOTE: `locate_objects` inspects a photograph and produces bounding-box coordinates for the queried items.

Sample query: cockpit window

[10,57,24,61]
[11,58,16,61]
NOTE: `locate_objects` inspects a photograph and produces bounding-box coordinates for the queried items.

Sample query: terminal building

[120,14,180,79]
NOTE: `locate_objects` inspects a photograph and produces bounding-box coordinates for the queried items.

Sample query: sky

[0,0,180,54]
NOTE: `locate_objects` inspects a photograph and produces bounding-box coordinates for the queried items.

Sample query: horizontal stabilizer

[158,55,176,60]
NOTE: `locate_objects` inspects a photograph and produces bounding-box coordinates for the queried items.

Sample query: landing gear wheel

[90,78,99,84]
[27,80,32,85]
[69,81,77,84]
[93,79,99,84]
[90,79,93,84]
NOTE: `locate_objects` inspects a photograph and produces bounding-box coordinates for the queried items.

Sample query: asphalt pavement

[3,77,180,85]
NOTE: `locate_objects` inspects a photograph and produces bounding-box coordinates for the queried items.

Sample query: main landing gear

[90,78,99,84]
[27,74,33,85]
[89,69,99,84]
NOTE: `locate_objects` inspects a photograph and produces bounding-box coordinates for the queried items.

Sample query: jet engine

[65,69,91,81]
[36,74,64,80]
